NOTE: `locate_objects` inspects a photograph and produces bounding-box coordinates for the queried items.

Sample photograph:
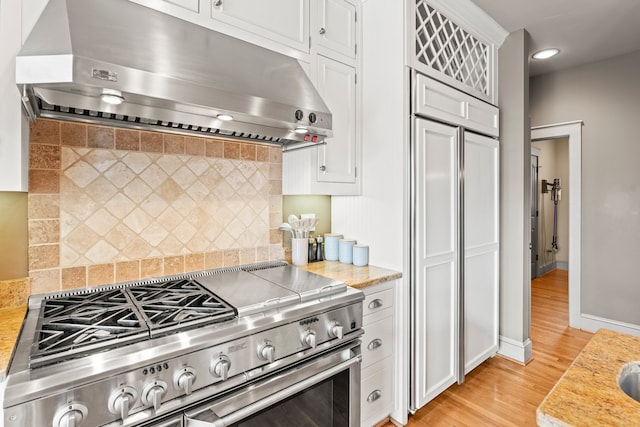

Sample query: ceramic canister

[324,233,343,261]
[338,239,357,264]
[352,244,369,267]
[291,238,309,266]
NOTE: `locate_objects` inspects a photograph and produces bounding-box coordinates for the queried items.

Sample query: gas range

[3,261,364,427]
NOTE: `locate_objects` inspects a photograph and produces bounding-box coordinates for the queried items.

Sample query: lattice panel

[415,1,489,97]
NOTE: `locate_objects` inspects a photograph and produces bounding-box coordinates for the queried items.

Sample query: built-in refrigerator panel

[462,131,500,374]
[411,118,459,409]
[410,71,499,413]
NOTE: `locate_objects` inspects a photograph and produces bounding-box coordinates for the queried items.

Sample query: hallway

[390,269,593,426]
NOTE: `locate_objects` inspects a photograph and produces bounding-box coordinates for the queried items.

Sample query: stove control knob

[210,355,231,381]
[302,330,317,349]
[108,385,137,420]
[173,367,197,395]
[328,321,344,340]
[257,342,275,363]
[53,403,88,427]
[141,380,168,411]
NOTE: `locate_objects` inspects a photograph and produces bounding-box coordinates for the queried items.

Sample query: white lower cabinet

[360,281,395,427]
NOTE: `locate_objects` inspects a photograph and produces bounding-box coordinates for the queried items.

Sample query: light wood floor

[385,269,594,427]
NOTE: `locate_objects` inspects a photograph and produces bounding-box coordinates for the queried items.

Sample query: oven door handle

[185,356,361,427]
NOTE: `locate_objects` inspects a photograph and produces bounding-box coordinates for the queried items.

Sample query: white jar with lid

[352,244,369,267]
[324,233,343,261]
[338,239,356,264]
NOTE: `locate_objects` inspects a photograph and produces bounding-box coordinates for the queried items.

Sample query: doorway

[531,139,568,277]
[531,122,582,328]
[530,148,539,279]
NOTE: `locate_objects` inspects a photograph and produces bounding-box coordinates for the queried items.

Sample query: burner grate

[30,279,236,367]
[132,279,236,336]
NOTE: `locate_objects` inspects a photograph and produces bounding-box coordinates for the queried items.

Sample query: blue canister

[338,239,356,264]
[352,244,369,267]
[324,233,343,261]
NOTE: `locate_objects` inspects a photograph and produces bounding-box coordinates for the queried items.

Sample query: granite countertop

[0,305,27,381]
[298,260,402,289]
[537,328,640,426]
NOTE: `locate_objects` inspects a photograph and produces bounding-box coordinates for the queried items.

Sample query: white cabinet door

[162,0,199,12]
[414,74,499,137]
[412,118,458,409]
[463,131,499,373]
[314,0,356,60]
[210,0,309,52]
[315,55,357,184]
[128,0,201,23]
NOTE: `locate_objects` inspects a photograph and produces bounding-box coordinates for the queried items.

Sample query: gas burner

[132,279,236,336]
[30,279,236,367]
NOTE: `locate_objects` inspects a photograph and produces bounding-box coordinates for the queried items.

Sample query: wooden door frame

[531,121,582,328]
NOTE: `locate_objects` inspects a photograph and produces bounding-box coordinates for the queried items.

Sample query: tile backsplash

[28,119,284,294]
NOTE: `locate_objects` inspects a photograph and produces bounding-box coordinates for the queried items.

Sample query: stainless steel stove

[3,261,364,427]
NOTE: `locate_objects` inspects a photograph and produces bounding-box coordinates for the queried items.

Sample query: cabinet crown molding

[426,0,508,47]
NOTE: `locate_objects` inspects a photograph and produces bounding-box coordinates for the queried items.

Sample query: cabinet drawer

[361,359,393,426]
[361,311,393,369]
[363,287,394,319]
[414,73,499,137]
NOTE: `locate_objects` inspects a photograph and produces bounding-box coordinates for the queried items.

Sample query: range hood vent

[17,0,332,152]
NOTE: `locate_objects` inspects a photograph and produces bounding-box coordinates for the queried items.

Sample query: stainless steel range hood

[17,0,332,151]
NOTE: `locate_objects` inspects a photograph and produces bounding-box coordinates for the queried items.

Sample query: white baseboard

[498,336,532,363]
[580,314,640,336]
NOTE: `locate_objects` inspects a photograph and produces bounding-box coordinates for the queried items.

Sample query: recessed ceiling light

[532,48,560,60]
[217,113,233,121]
[100,88,124,105]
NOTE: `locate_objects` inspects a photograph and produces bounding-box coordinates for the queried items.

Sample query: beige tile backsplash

[28,119,284,294]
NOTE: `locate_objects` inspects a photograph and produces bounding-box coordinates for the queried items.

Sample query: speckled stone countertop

[298,260,402,289]
[0,306,27,381]
[537,328,640,426]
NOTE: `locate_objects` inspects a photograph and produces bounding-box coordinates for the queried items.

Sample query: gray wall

[498,29,532,361]
[530,49,640,326]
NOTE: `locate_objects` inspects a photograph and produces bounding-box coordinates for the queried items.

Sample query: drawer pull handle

[367,389,382,402]
[367,339,382,351]
[368,299,383,310]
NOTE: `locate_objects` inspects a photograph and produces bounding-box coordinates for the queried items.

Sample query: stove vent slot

[39,100,287,145]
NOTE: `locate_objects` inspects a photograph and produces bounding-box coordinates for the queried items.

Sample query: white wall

[329,0,407,423]
[330,1,405,272]
[530,49,640,329]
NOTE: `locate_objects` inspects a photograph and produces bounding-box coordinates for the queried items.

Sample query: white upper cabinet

[128,0,310,58]
[315,55,357,185]
[210,0,310,53]
[415,74,499,137]
[408,0,506,105]
[283,0,361,195]
[313,0,357,62]
[159,0,199,13]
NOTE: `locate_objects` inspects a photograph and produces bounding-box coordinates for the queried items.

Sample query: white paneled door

[463,132,499,374]
[412,119,459,409]
[411,118,499,411]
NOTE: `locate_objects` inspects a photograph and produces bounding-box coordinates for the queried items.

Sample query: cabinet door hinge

[355,43,357,56]
[355,166,357,178]
[355,11,357,23]
[354,73,357,85]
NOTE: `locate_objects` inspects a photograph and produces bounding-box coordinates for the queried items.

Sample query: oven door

[184,342,361,427]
